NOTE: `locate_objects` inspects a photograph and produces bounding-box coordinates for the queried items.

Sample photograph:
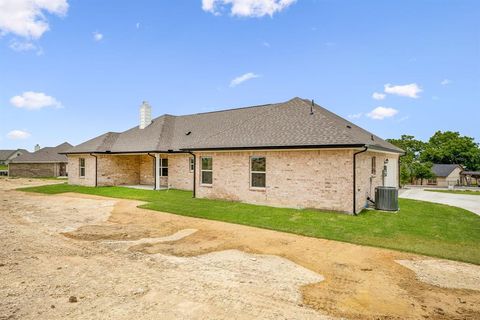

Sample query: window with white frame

[79,158,86,177]
[189,157,194,172]
[250,156,266,188]
[160,158,168,176]
[201,157,212,185]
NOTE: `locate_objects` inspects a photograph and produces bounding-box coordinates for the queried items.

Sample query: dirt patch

[396,259,480,291]
[1,178,480,319]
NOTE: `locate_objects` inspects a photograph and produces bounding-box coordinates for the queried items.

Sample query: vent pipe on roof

[34,144,40,152]
[310,99,314,115]
[139,101,152,129]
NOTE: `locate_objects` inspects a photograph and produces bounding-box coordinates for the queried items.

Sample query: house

[460,171,480,186]
[8,142,72,177]
[0,149,29,165]
[416,164,463,187]
[63,98,404,214]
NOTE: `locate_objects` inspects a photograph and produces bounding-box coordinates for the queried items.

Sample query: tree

[411,161,435,185]
[421,131,480,170]
[387,135,427,184]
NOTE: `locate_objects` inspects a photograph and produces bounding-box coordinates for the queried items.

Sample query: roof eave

[181,144,367,152]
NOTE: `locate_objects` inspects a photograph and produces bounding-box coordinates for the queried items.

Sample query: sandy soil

[1,178,479,319]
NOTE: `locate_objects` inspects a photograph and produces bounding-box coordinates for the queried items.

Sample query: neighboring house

[0,149,29,165]
[64,97,404,214]
[9,142,72,177]
[460,171,480,186]
[415,164,463,187]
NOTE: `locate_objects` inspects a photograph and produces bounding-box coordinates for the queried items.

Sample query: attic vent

[371,134,375,141]
[185,131,192,136]
[346,125,351,129]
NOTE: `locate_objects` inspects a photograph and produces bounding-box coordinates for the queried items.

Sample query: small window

[201,157,213,185]
[160,158,168,177]
[79,158,86,177]
[250,156,266,188]
[189,157,194,172]
[371,156,376,175]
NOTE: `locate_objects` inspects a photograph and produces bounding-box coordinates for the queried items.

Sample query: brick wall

[168,154,194,190]
[194,150,354,213]
[9,163,60,177]
[355,151,399,213]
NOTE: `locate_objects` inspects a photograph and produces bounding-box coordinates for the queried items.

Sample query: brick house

[0,149,29,165]
[9,142,72,177]
[414,164,463,187]
[64,98,404,214]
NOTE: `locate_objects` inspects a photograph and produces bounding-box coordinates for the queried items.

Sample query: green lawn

[20,183,480,264]
[0,164,8,170]
[426,189,480,196]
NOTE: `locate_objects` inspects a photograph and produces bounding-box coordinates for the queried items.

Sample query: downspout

[187,151,196,198]
[353,146,368,215]
[398,153,404,189]
[89,153,98,187]
[147,153,156,190]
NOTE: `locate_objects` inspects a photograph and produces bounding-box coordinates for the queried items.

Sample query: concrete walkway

[400,188,480,216]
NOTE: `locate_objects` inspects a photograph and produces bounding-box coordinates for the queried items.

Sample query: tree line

[386,131,480,185]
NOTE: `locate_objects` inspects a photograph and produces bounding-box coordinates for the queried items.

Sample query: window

[427,178,437,185]
[250,156,266,188]
[371,156,376,175]
[79,158,85,177]
[201,157,213,185]
[160,158,168,177]
[189,157,194,172]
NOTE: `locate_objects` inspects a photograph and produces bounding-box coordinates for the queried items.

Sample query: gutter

[89,153,98,187]
[147,153,156,190]
[353,146,368,215]
[186,151,196,198]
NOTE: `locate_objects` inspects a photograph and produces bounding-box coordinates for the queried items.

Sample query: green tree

[411,161,435,185]
[421,131,480,170]
[387,135,427,184]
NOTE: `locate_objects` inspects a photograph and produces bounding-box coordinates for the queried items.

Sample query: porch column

[155,154,160,190]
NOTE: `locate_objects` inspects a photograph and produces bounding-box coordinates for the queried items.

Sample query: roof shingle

[65,97,404,154]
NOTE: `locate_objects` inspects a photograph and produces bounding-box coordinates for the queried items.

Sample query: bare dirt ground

[1,178,479,319]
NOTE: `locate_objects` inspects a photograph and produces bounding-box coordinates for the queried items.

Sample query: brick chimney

[139,101,152,129]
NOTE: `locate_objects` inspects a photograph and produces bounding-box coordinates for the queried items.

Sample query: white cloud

[441,79,451,86]
[229,72,260,87]
[384,83,422,98]
[202,0,297,17]
[367,107,398,120]
[93,31,103,41]
[372,92,386,100]
[10,91,62,110]
[0,0,68,39]
[7,129,31,140]
[136,22,140,29]
[8,39,36,51]
[348,113,362,119]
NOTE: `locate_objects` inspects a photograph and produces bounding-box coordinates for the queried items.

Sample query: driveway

[400,188,480,216]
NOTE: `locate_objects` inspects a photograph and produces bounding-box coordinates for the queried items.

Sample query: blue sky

[1,0,479,151]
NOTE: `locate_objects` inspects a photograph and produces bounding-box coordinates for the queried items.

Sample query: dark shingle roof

[432,164,463,177]
[10,143,72,163]
[0,149,28,160]
[65,97,404,154]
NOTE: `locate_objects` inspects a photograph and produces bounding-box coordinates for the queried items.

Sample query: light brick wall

[139,155,154,185]
[68,155,96,186]
[168,154,194,190]
[355,151,399,213]
[194,150,354,213]
[68,154,155,187]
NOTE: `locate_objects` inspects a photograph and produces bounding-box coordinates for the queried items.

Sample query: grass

[20,183,480,265]
[0,165,8,170]
[426,189,480,196]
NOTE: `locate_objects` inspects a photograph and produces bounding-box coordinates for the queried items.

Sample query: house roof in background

[10,143,72,163]
[432,164,463,177]
[0,149,29,161]
[65,97,404,154]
